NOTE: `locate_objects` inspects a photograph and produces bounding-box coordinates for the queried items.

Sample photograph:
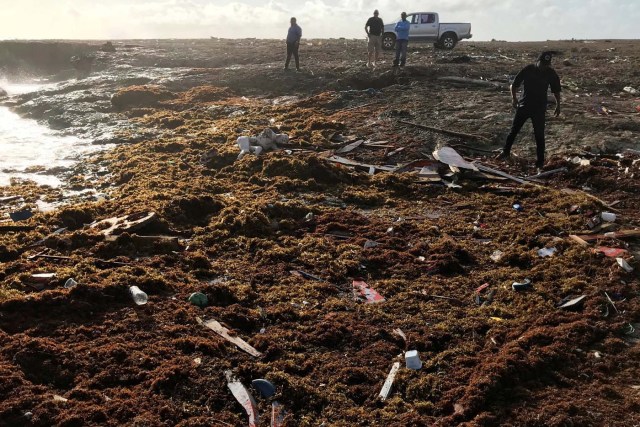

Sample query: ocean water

[0,82,98,187]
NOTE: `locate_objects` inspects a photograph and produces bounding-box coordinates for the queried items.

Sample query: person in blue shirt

[285,17,302,71]
[393,12,410,67]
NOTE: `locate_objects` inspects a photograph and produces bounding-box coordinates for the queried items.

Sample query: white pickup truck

[382,12,472,50]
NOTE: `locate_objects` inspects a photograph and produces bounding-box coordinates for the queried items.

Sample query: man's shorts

[367,35,382,53]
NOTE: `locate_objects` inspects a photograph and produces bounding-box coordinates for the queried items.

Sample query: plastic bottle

[64,278,78,289]
[129,286,148,305]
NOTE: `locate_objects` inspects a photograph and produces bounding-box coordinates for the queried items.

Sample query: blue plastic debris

[251,379,276,398]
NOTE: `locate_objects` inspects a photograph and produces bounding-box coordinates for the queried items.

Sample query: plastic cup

[405,350,422,370]
[601,212,616,222]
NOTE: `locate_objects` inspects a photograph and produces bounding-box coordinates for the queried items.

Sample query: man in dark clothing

[365,10,384,67]
[496,51,561,170]
[285,17,302,71]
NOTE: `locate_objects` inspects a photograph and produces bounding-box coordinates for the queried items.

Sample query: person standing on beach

[496,51,561,171]
[393,12,410,68]
[365,10,384,67]
[285,17,302,72]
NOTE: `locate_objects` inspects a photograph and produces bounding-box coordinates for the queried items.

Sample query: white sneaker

[366,62,372,68]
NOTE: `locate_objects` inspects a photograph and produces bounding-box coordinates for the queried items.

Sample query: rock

[111,85,175,110]
[563,59,573,66]
[100,41,116,53]
[0,87,7,97]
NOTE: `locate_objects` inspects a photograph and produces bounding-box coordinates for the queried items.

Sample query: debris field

[0,38,639,426]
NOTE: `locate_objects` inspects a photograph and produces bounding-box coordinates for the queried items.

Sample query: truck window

[410,14,420,24]
[421,14,435,24]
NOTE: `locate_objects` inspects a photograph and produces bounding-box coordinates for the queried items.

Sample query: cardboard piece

[593,247,628,257]
[353,279,385,303]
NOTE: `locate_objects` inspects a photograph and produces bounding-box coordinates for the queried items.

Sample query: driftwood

[198,317,262,357]
[561,188,619,211]
[379,362,401,402]
[438,76,502,88]
[525,167,568,180]
[398,120,490,142]
[450,143,498,154]
[335,139,364,154]
[572,230,640,242]
[475,163,530,185]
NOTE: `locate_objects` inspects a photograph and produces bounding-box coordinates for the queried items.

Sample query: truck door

[420,13,438,41]
[409,14,425,37]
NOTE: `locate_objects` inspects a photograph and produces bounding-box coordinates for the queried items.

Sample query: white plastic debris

[623,86,638,94]
[236,128,288,160]
[405,350,422,370]
[617,258,634,273]
[364,240,380,249]
[601,212,616,222]
[537,247,557,258]
[490,250,504,262]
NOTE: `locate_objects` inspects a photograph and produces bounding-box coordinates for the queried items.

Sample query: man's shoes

[536,167,543,175]
[494,150,511,160]
[284,67,290,72]
[366,62,372,68]
[296,68,301,72]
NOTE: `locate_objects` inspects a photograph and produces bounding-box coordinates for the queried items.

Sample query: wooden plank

[335,139,364,154]
[475,163,530,185]
[568,234,590,246]
[324,155,396,173]
[561,188,619,211]
[525,167,568,180]
[574,230,640,242]
[379,362,401,402]
[198,317,262,357]
[438,76,502,88]
[0,195,22,204]
[399,120,490,142]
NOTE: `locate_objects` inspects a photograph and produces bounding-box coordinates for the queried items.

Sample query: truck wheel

[382,33,396,50]
[440,32,457,50]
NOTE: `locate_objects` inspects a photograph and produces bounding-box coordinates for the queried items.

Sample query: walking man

[285,17,302,71]
[393,12,410,67]
[365,10,384,67]
[496,51,561,171]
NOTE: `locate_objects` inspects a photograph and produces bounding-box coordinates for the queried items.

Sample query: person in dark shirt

[285,17,302,71]
[365,10,384,67]
[496,51,561,170]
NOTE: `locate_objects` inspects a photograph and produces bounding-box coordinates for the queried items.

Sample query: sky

[0,0,638,41]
